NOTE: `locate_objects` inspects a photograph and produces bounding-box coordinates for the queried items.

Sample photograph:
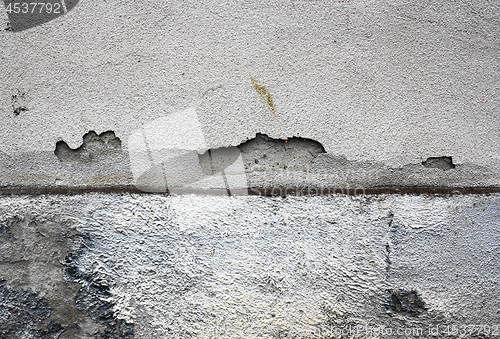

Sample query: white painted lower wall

[0,193,498,338]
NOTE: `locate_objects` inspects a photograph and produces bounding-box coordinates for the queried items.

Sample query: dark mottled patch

[37,320,65,339]
[0,215,20,237]
[0,279,57,338]
[97,320,134,339]
[271,329,293,339]
[64,235,134,338]
[11,89,28,116]
[0,215,106,338]
[386,289,426,316]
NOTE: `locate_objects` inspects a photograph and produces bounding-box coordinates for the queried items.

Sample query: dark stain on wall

[0,214,132,338]
[11,89,28,116]
[0,215,85,338]
[0,279,63,338]
[385,289,426,316]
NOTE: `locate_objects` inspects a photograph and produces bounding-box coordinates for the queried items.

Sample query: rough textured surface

[1,0,500,188]
[0,193,499,338]
[238,133,326,173]
[0,279,53,338]
[1,1,499,337]
[0,213,107,338]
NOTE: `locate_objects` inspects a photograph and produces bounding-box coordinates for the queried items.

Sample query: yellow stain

[250,76,275,113]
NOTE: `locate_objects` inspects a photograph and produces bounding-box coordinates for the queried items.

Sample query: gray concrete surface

[1,1,500,338]
[0,193,499,338]
[1,0,500,191]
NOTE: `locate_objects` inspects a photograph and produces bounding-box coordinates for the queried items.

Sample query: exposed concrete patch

[306,154,500,193]
[197,147,241,177]
[237,133,327,173]
[0,132,499,194]
[134,132,327,195]
[55,131,122,163]
[422,156,456,171]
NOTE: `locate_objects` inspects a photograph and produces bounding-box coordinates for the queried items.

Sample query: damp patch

[422,156,455,171]
[55,131,122,163]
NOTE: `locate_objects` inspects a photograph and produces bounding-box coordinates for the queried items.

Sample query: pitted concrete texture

[1,0,500,189]
[0,193,499,338]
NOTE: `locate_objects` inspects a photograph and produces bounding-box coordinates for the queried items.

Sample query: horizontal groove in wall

[1,186,500,196]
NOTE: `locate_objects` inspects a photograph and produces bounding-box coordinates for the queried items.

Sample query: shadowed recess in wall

[422,156,455,171]
[237,133,326,172]
[197,147,241,176]
[55,131,122,163]
[197,131,326,176]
